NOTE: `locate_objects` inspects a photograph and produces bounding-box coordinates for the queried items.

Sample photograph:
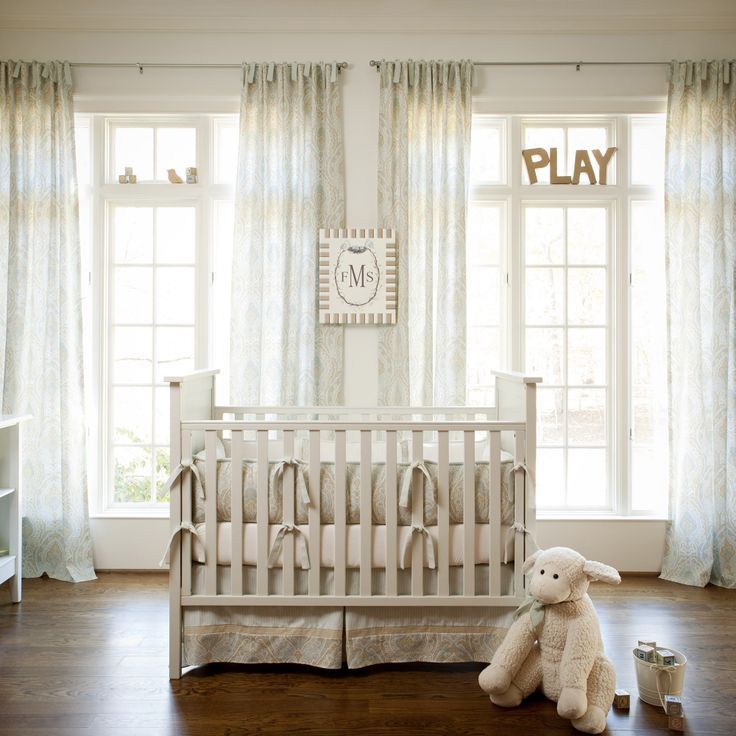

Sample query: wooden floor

[1,574,735,735]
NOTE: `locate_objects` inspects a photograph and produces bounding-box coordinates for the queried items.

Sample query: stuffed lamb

[479,546,620,734]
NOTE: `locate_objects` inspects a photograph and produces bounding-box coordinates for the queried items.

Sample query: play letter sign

[522,147,617,185]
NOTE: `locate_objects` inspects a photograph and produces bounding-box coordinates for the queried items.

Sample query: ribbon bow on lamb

[513,595,546,635]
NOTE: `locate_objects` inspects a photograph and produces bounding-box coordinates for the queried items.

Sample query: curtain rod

[369,60,670,71]
[70,61,348,74]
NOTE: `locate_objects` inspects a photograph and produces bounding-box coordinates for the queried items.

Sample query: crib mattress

[190,522,516,567]
[191,452,517,526]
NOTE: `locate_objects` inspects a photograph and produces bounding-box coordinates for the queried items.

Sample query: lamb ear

[583,560,621,585]
[522,550,543,575]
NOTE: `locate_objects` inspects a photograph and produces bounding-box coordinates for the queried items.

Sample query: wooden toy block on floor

[613,689,630,709]
[664,695,683,716]
[668,714,685,731]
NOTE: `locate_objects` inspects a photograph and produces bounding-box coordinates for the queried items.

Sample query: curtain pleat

[660,60,736,588]
[230,62,345,406]
[377,60,473,406]
[0,60,95,582]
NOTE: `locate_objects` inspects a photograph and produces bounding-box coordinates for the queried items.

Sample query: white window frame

[80,112,237,518]
[470,113,665,519]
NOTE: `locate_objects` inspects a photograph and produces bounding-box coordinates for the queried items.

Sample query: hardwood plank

[1,574,735,735]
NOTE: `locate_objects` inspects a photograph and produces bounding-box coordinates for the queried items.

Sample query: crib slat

[411,430,423,597]
[463,431,475,596]
[360,430,372,597]
[334,430,347,597]
[385,430,398,597]
[204,431,218,596]
[489,431,501,597]
[437,430,450,597]
[308,430,320,596]
[282,430,295,597]
[514,431,526,597]
[230,430,244,596]
[181,430,193,596]
[257,430,269,596]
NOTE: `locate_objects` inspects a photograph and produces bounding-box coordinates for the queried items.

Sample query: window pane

[113,387,152,444]
[568,328,606,385]
[536,448,565,506]
[523,127,564,184]
[525,268,564,324]
[468,204,501,265]
[468,267,500,325]
[113,446,152,503]
[525,327,563,385]
[155,267,195,324]
[566,127,609,184]
[154,387,169,445]
[155,447,171,503]
[155,127,197,181]
[114,267,152,324]
[567,449,606,506]
[568,388,606,445]
[632,446,667,514]
[113,207,153,264]
[525,208,564,264]
[113,326,152,384]
[156,207,196,264]
[631,118,665,186]
[567,208,606,265]
[467,326,499,388]
[470,123,502,184]
[114,127,153,181]
[215,119,239,185]
[568,268,606,325]
[537,388,564,445]
[156,326,195,382]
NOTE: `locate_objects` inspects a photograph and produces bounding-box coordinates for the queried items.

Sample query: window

[468,114,667,517]
[76,114,238,515]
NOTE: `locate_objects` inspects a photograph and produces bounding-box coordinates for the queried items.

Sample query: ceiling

[1,0,735,34]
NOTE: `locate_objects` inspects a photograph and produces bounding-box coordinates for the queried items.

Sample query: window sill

[89,511,170,520]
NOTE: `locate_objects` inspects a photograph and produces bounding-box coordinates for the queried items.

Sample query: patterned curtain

[230,62,345,406]
[660,60,736,588]
[377,60,473,406]
[0,61,95,582]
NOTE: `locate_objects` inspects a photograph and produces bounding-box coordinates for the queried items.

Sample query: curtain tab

[62,61,72,87]
[330,61,337,83]
[291,62,298,82]
[724,61,731,85]
[393,61,402,84]
[12,61,22,79]
[700,59,708,81]
[685,61,694,87]
[304,61,312,77]
[31,61,40,88]
[266,62,275,82]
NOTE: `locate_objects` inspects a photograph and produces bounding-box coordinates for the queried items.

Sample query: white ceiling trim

[2,14,736,34]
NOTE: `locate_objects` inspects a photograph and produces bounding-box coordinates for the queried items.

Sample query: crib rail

[174,419,529,608]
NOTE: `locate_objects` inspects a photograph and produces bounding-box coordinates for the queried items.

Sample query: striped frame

[319,227,397,325]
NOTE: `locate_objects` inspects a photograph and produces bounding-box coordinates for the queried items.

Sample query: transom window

[467,114,667,517]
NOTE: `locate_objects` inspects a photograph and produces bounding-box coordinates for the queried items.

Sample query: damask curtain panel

[660,60,736,588]
[230,62,346,406]
[377,60,474,406]
[0,61,95,582]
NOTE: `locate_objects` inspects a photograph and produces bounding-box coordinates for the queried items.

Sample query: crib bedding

[191,449,517,527]
[182,563,515,669]
[190,521,517,567]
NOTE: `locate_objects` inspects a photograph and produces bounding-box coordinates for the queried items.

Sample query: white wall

[3,2,734,571]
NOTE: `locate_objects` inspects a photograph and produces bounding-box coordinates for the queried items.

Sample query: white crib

[166,369,539,679]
